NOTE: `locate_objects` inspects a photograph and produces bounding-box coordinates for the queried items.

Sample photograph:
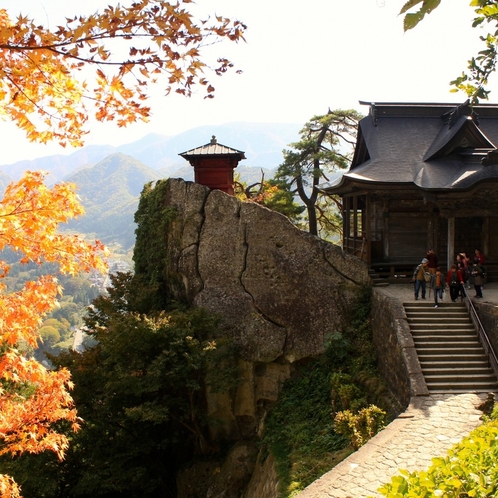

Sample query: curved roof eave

[319,163,498,193]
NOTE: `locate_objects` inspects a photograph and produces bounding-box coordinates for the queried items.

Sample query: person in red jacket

[446,264,464,302]
[474,249,485,265]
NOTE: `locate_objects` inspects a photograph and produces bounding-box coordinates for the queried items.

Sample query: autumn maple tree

[0,0,246,146]
[0,2,245,494]
[0,171,107,496]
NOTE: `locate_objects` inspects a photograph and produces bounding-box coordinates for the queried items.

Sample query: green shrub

[334,405,386,450]
[377,413,498,497]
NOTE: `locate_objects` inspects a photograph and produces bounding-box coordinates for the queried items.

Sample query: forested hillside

[65,153,163,250]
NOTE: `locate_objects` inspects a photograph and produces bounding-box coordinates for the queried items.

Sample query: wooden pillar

[434,215,439,255]
[447,217,455,271]
[483,217,490,257]
[343,197,350,252]
[365,193,371,264]
[427,215,434,252]
[353,195,358,255]
[383,201,389,259]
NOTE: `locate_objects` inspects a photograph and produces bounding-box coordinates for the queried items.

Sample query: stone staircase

[404,301,498,393]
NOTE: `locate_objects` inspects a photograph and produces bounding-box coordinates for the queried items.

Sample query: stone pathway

[295,283,498,497]
[296,392,487,498]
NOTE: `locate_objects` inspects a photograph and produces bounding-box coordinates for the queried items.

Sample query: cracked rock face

[166,178,370,363]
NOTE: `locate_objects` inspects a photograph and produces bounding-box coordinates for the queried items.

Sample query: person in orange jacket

[430,267,444,308]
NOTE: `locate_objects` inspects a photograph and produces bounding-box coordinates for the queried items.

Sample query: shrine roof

[179,136,246,159]
[320,101,498,193]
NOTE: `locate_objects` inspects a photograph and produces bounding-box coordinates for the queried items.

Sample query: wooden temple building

[320,101,498,278]
[179,136,246,195]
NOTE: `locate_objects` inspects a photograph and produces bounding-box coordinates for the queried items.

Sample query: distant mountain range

[1,122,301,183]
[2,122,300,252]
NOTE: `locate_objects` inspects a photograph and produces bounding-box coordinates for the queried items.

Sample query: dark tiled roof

[179,135,246,159]
[321,102,498,192]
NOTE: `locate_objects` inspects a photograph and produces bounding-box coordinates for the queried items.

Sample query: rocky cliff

[143,178,370,497]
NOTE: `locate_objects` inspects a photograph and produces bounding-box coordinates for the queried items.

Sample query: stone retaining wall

[371,290,429,410]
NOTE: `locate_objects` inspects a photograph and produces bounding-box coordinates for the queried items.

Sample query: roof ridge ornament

[443,100,479,128]
[210,135,217,145]
[482,149,498,166]
[370,103,378,127]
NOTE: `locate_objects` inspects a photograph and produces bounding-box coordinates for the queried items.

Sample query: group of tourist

[412,249,487,307]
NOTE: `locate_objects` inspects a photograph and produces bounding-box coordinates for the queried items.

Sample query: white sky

[0,0,490,163]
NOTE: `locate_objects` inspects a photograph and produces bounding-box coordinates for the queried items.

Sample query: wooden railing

[369,262,421,283]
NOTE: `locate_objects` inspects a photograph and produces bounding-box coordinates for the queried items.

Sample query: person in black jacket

[446,264,464,302]
[471,257,485,298]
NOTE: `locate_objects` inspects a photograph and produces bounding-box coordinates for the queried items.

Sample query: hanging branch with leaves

[400,0,498,102]
[0,1,246,146]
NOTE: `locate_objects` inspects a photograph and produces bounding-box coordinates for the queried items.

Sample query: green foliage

[0,250,102,362]
[377,409,498,497]
[66,153,163,250]
[51,301,84,327]
[330,373,364,412]
[261,356,351,497]
[263,177,306,224]
[273,109,362,236]
[38,326,61,348]
[133,179,179,310]
[400,0,498,103]
[261,286,391,497]
[400,0,441,31]
[334,406,386,450]
[8,270,224,498]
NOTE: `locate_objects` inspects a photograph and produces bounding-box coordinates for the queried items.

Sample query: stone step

[406,309,469,315]
[418,354,488,362]
[421,365,490,373]
[428,385,498,393]
[422,366,495,375]
[412,334,481,348]
[414,341,482,349]
[410,316,471,322]
[413,337,479,344]
[420,360,488,366]
[410,325,474,332]
[403,300,498,393]
[411,329,476,335]
[404,301,465,306]
[411,328,477,334]
[406,312,468,318]
[417,350,486,358]
[424,375,498,389]
[425,382,498,392]
[412,329,477,339]
[404,305,466,311]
